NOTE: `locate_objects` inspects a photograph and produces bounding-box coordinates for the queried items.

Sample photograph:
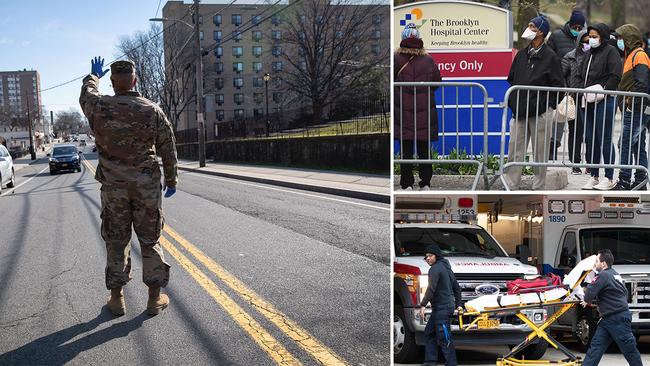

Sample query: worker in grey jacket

[581,249,643,366]
[418,244,462,366]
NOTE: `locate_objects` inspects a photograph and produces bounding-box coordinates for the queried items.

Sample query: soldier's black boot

[147,287,169,315]
[107,287,126,316]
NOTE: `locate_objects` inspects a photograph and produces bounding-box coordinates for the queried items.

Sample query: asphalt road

[0,143,390,365]
[395,336,650,365]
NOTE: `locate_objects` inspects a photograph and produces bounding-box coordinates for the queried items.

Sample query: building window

[215,62,224,73]
[299,31,306,40]
[272,46,282,57]
[233,46,243,57]
[232,14,242,25]
[234,109,245,119]
[252,31,262,42]
[192,14,203,24]
[272,78,282,88]
[299,15,307,24]
[216,78,224,90]
[252,62,263,72]
[336,15,345,24]
[335,31,344,39]
[316,15,324,24]
[299,61,307,71]
[271,14,282,25]
[252,15,262,25]
[215,46,223,58]
[199,31,204,40]
[216,94,224,105]
[234,94,245,105]
[233,31,242,41]
[214,31,222,41]
[254,108,264,117]
[233,77,244,88]
[272,30,282,41]
[252,46,262,57]
[373,30,381,39]
[371,44,380,56]
[253,93,264,104]
[273,92,283,103]
[372,14,382,25]
[214,14,222,26]
[233,62,244,73]
[217,110,225,121]
[253,77,263,87]
[272,61,283,72]
[353,45,360,55]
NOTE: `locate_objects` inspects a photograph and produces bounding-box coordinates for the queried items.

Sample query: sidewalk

[12,144,52,173]
[176,160,390,203]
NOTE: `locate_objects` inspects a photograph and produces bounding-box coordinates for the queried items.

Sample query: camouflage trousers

[100,184,170,289]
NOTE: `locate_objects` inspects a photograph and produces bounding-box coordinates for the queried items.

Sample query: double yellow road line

[81,159,347,366]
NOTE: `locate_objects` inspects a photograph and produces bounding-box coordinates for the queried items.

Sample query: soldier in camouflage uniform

[79,57,178,316]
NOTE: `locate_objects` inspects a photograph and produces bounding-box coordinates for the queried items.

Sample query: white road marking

[0,165,49,196]
[182,172,390,211]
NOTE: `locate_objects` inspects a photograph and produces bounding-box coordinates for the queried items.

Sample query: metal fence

[393,82,489,190]
[498,85,650,191]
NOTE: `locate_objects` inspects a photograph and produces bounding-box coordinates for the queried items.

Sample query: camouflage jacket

[79,74,177,188]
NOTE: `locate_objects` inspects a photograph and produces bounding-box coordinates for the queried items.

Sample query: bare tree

[115,23,195,131]
[281,0,389,125]
[54,109,86,136]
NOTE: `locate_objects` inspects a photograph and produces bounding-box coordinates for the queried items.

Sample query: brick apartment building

[162,0,389,139]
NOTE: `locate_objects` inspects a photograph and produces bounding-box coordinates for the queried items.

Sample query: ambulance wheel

[511,340,548,360]
[393,303,421,363]
[575,313,597,352]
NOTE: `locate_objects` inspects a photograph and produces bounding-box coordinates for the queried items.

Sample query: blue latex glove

[164,186,176,198]
[91,56,109,78]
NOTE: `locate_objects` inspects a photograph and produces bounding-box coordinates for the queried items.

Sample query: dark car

[48,144,82,174]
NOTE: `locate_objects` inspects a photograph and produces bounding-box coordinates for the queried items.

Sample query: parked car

[48,144,82,174]
[79,139,87,147]
[0,145,16,194]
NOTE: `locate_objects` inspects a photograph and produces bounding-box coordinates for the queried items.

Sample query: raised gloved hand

[163,185,176,198]
[91,56,109,78]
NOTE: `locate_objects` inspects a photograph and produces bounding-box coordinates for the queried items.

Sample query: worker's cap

[110,60,136,75]
[424,244,443,258]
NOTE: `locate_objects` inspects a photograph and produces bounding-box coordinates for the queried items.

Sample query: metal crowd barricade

[496,85,650,191]
[394,82,490,190]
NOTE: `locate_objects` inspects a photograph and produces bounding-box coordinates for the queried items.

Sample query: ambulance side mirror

[516,244,531,265]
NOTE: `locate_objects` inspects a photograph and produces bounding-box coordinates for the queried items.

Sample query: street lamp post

[150,0,206,168]
[25,92,36,160]
[263,73,270,137]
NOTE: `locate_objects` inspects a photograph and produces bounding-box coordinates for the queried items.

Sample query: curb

[177,165,390,204]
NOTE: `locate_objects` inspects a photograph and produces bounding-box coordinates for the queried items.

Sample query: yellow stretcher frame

[457,271,591,366]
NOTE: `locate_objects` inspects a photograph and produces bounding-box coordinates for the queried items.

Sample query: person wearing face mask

[613,24,649,191]
[578,23,623,190]
[547,10,587,159]
[561,30,590,174]
[505,15,565,190]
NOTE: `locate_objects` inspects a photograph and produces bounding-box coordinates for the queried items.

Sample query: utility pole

[50,110,54,143]
[194,0,206,167]
[26,93,36,160]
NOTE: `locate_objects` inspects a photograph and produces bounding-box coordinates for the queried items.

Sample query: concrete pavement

[176,159,390,203]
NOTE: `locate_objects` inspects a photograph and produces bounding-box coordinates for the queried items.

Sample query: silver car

[0,145,16,194]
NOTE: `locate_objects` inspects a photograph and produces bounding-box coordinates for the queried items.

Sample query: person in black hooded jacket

[419,244,461,366]
[577,23,623,190]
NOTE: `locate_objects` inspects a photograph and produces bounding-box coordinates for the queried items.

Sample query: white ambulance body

[393,195,547,364]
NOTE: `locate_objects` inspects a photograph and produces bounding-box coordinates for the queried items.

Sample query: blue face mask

[570,29,580,37]
[617,39,625,51]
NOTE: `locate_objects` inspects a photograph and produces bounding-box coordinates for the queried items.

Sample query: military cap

[110,60,136,75]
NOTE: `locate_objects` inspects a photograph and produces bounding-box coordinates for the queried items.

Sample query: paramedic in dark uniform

[418,244,462,366]
[581,249,643,366]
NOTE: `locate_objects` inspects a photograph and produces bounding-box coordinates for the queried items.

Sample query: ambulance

[393,195,548,364]
[485,194,650,351]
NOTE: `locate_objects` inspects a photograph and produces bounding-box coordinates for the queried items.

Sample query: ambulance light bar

[396,213,477,223]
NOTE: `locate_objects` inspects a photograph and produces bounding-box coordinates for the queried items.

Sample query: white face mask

[521,28,537,41]
[588,37,600,48]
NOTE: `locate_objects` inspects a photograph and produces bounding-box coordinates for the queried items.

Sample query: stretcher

[457,256,598,366]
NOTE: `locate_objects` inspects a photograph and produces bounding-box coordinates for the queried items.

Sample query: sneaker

[594,178,617,190]
[571,167,582,175]
[612,180,632,191]
[419,185,430,191]
[581,177,599,190]
[401,186,413,191]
